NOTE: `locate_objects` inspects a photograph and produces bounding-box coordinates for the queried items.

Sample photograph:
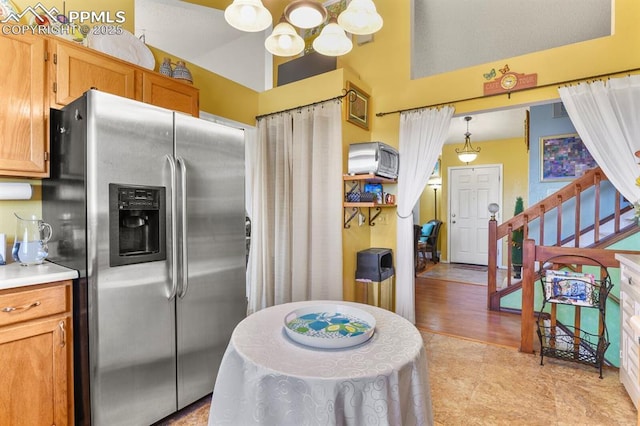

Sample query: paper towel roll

[0,183,32,200]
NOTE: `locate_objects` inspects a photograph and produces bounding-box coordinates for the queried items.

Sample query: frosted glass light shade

[337,0,383,35]
[265,20,305,56]
[284,0,328,29]
[224,0,272,32]
[312,17,353,56]
[456,116,480,163]
[457,152,478,163]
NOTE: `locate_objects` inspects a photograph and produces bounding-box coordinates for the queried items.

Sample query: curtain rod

[256,89,356,121]
[375,67,640,117]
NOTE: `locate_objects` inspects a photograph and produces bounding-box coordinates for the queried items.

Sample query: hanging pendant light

[312,16,353,56]
[224,0,384,57]
[456,116,480,163]
[265,16,305,57]
[224,0,272,32]
[284,0,328,29]
[337,0,383,35]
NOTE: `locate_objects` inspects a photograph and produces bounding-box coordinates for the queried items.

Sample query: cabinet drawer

[0,283,70,327]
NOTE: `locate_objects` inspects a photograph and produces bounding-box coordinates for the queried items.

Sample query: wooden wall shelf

[343,174,397,228]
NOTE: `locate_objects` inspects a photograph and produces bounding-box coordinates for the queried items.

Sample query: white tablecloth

[208,300,432,426]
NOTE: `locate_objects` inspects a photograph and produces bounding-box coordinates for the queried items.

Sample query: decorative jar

[159,57,173,77]
[172,61,193,84]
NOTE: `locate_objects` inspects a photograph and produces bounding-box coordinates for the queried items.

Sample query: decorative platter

[283,304,376,349]
[87,28,155,70]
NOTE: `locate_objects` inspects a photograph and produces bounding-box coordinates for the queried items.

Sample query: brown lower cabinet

[0,281,73,425]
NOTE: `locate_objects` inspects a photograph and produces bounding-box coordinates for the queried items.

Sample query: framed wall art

[524,110,530,152]
[346,81,370,130]
[431,158,441,177]
[540,133,597,182]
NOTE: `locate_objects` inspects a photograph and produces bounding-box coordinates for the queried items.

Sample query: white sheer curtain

[396,107,454,323]
[247,101,343,314]
[559,75,640,203]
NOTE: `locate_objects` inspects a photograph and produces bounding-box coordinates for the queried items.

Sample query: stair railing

[488,167,631,311]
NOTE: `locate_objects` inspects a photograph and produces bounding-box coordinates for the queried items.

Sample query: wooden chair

[417,220,442,264]
[414,224,425,274]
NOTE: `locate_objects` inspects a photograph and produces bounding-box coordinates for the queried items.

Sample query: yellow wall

[334,0,634,295]
[345,1,640,119]
[147,46,259,125]
[421,137,529,262]
[336,0,639,277]
[3,0,640,289]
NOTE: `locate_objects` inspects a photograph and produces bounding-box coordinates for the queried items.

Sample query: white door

[449,165,502,265]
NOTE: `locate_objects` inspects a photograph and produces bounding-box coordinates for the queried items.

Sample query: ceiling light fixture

[265,16,305,57]
[456,116,480,164]
[312,16,353,56]
[337,0,383,35]
[284,0,328,29]
[225,0,383,57]
[224,0,272,32]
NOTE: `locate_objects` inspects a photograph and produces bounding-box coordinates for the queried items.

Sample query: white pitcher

[12,213,52,266]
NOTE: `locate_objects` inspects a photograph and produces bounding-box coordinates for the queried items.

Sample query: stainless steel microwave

[347,142,399,179]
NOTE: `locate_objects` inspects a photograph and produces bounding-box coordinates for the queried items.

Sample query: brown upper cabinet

[0,33,200,178]
[141,71,199,117]
[0,33,48,178]
[49,38,137,107]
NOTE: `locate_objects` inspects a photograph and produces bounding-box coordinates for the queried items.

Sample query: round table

[208,300,432,425]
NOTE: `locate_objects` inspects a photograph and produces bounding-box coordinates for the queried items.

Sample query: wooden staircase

[487,167,638,311]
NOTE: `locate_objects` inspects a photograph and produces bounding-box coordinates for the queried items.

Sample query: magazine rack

[536,255,613,378]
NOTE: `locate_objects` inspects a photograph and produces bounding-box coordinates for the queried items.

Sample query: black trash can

[355,248,395,311]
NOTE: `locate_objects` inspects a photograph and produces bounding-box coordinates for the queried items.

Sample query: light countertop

[0,261,78,291]
[616,253,640,264]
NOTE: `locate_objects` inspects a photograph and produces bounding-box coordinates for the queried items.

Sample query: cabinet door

[0,33,48,177]
[142,71,199,117]
[0,315,71,426]
[51,39,136,106]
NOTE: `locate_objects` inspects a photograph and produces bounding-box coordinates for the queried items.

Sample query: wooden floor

[415,275,523,348]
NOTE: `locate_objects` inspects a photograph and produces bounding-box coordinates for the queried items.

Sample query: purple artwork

[541,134,597,181]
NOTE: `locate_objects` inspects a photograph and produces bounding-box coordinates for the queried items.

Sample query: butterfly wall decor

[483,68,496,80]
[499,64,510,75]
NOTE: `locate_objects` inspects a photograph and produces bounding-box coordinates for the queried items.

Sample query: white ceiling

[134,0,271,92]
[445,108,529,144]
[134,1,529,141]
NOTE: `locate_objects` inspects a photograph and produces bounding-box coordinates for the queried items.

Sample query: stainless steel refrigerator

[42,89,247,425]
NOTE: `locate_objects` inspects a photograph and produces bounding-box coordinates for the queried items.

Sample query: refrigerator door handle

[166,154,179,301]
[177,156,189,299]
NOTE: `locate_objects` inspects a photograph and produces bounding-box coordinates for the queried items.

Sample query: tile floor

[424,331,636,425]
[162,263,637,425]
[164,330,637,425]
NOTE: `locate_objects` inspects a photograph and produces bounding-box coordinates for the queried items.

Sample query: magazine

[544,270,597,306]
